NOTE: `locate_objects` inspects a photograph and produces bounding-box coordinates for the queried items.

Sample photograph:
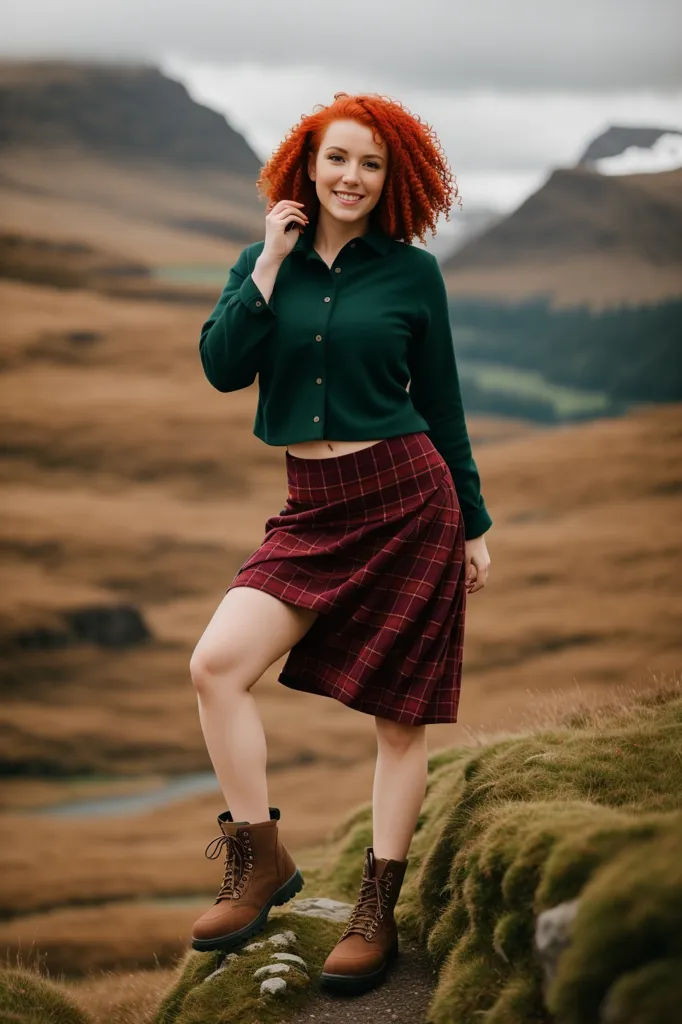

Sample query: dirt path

[288,941,438,1023]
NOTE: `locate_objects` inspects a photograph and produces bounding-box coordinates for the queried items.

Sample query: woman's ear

[307,148,317,181]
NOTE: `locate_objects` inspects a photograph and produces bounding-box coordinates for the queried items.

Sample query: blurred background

[0,0,680,1016]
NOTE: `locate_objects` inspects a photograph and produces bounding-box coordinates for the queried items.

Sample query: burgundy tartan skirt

[226,431,467,725]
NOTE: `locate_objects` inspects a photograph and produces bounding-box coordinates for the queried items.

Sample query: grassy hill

[2,683,680,1023]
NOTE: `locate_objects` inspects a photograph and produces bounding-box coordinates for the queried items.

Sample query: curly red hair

[256,92,461,245]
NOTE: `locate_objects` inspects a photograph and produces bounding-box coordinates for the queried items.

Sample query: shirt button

[334,267,341,273]
[323,296,331,302]
[316,377,322,384]
[255,300,262,307]
[350,242,356,248]
[315,334,322,341]
[313,415,320,423]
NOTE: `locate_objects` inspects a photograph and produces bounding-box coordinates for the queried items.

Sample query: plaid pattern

[227,432,467,725]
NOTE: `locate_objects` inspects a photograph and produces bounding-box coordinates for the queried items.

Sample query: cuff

[238,273,275,315]
[463,505,493,540]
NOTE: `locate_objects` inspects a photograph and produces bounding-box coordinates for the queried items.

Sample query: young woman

[190,92,492,995]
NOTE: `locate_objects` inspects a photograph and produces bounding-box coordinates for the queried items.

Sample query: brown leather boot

[191,806,304,952]
[320,846,408,994]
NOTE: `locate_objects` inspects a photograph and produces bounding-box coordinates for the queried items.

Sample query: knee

[189,644,244,699]
[376,717,426,755]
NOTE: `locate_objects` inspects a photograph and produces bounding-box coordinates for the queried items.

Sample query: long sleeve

[199,244,276,392]
[408,253,493,540]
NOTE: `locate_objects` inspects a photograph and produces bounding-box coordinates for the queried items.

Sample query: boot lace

[340,871,394,941]
[204,830,253,900]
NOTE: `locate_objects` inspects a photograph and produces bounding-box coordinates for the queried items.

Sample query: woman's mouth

[333,191,364,206]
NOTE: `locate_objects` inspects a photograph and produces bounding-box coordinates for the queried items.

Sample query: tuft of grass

[0,965,92,1024]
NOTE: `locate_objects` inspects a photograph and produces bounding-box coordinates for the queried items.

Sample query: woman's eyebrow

[324,146,385,161]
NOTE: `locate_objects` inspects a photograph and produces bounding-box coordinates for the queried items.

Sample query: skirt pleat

[226,431,467,725]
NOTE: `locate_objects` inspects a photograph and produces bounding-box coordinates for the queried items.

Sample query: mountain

[440,163,682,309]
[0,59,261,175]
[578,124,682,166]
[443,164,682,273]
[0,60,268,288]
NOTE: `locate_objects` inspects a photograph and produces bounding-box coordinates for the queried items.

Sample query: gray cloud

[3,0,681,92]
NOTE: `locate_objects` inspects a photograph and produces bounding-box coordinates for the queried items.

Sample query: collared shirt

[199,219,493,539]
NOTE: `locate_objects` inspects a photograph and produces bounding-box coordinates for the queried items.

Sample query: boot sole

[191,868,304,952]
[319,942,399,994]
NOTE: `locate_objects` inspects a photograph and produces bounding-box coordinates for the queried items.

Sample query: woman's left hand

[464,534,491,594]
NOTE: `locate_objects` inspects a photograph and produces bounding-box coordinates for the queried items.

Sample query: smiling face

[307,118,388,228]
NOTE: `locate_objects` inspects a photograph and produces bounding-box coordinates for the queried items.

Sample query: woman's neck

[313,206,370,266]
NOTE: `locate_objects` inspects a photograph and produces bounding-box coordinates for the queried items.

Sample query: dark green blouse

[199,220,493,539]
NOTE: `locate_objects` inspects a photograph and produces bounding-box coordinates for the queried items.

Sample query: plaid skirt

[226,431,467,725]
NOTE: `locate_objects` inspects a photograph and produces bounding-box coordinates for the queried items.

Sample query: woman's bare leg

[372,717,428,862]
[190,587,318,824]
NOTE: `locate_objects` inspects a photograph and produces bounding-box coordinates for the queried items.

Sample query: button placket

[313,273,335,430]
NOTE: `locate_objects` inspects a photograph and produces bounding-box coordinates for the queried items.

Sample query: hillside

[441,164,682,309]
[0,60,261,174]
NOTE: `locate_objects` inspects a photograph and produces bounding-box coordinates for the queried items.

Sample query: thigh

[193,586,319,688]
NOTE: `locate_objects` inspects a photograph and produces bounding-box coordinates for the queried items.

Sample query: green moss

[0,967,91,1024]
[600,957,682,1024]
[155,911,342,1024]
[309,684,682,1024]
[548,828,682,1024]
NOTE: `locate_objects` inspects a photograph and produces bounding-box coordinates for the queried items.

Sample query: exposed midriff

[286,438,384,460]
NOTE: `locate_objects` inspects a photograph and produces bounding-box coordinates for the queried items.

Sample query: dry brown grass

[62,966,176,1024]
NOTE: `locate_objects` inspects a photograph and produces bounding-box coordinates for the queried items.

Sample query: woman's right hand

[262,199,309,262]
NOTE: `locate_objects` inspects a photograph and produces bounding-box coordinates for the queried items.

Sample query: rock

[289,898,352,922]
[203,953,240,982]
[535,899,579,987]
[267,930,298,949]
[254,964,291,979]
[271,952,308,970]
[260,977,287,996]
[244,940,266,951]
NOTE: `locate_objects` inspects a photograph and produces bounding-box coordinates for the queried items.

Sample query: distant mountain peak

[578,125,682,174]
[0,59,262,176]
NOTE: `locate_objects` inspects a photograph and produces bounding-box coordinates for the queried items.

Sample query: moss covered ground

[2,683,680,1024]
[308,682,682,1023]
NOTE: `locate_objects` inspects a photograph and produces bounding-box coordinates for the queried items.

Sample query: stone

[244,941,267,951]
[289,898,352,922]
[203,952,240,982]
[267,930,298,948]
[260,977,287,996]
[271,953,308,970]
[254,964,291,979]
[535,899,580,987]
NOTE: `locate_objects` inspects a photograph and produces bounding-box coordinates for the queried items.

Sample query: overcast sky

[3,0,682,212]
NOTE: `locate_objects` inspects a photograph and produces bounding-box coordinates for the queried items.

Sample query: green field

[459,358,613,418]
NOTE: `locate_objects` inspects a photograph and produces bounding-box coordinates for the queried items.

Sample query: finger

[270,199,306,210]
[280,216,308,232]
[273,209,309,227]
[274,209,308,224]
